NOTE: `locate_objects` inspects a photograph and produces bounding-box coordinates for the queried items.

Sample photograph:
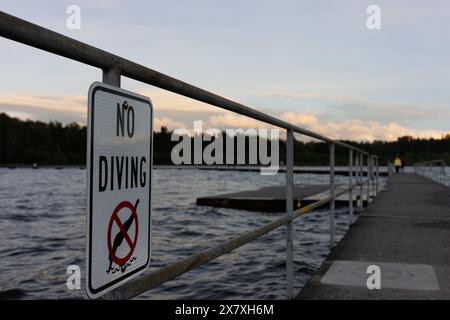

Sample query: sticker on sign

[86,82,153,299]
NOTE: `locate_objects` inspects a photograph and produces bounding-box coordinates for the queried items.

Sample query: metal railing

[0,11,380,300]
[387,162,394,176]
[415,160,448,186]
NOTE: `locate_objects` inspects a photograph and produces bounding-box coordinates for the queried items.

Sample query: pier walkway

[297,173,450,299]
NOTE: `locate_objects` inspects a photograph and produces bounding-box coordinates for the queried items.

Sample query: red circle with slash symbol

[107,200,139,266]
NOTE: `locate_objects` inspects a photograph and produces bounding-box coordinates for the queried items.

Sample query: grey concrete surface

[297,173,450,300]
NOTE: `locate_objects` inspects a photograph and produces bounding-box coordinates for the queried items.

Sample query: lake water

[0,167,392,299]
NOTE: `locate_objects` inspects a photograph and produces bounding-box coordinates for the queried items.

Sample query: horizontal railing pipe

[102,181,363,300]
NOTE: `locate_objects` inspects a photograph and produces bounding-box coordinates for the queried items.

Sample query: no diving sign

[86,82,152,298]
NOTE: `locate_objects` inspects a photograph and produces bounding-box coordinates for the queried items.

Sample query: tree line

[0,112,449,166]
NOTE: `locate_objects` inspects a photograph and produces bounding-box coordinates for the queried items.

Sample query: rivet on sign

[122,101,128,110]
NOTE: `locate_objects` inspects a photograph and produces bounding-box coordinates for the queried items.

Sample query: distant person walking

[394,156,402,174]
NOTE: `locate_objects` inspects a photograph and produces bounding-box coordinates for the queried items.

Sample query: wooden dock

[196,184,371,212]
[297,173,450,299]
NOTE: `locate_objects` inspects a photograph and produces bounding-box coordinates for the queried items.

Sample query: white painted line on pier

[320,260,440,291]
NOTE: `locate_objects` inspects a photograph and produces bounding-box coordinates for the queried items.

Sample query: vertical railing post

[442,161,445,185]
[368,156,372,197]
[370,156,377,197]
[436,162,438,183]
[359,153,363,209]
[286,129,294,300]
[376,157,379,195]
[366,155,370,205]
[330,143,335,247]
[446,164,448,187]
[348,149,354,226]
[436,162,439,183]
[355,153,359,209]
[102,66,122,87]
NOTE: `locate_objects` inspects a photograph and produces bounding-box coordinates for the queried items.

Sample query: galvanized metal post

[359,153,363,209]
[436,162,439,183]
[442,162,445,185]
[330,143,335,247]
[438,162,441,184]
[429,162,431,179]
[436,163,439,182]
[354,153,358,210]
[286,129,294,299]
[370,157,373,197]
[371,157,374,196]
[366,155,370,204]
[446,165,448,187]
[376,157,379,195]
[102,66,121,87]
[371,157,375,197]
[348,149,354,226]
[434,163,437,182]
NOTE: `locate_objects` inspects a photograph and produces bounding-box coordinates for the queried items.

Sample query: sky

[1,0,450,141]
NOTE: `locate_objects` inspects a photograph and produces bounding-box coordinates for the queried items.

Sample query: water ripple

[0,167,386,299]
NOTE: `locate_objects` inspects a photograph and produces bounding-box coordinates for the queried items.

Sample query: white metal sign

[86,82,152,298]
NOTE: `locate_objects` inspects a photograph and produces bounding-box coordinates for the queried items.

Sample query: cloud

[0,90,446,141]
[206,112,445,141]
[2,110,34,121]
[0,91,87,124]
[263,90,450,123]
[280,112,443,141]
[0,89,221,126]
[153,117,186,131]
[0,91,86,114]
[279,112,319,126]
[208,113,273,129]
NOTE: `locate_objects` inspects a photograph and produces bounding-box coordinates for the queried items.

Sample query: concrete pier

[297,173,450,299]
